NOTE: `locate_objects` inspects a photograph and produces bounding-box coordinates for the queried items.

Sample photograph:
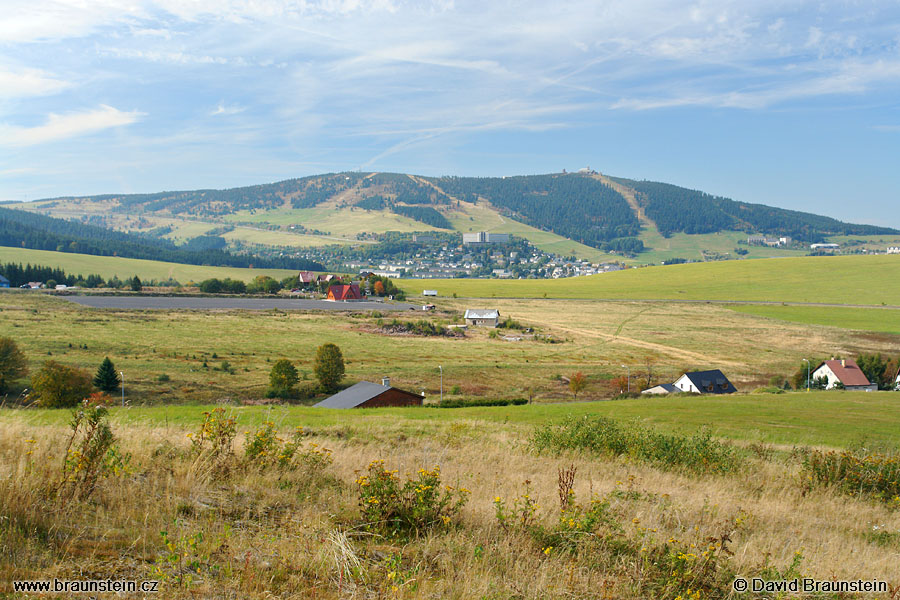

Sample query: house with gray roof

[464,309,500,327]
[314,378,424,409]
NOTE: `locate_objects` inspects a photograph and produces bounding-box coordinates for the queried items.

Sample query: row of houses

[643,358,889,396]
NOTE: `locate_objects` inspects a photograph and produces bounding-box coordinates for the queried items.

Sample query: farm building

[423,290,438,296]
[314,378,424,409]
[811,359,877,391]
[0,275,8,288]
[464,309,500,327]
[326,283,362,301]
[671,370,737,394]
[641,383,680,395]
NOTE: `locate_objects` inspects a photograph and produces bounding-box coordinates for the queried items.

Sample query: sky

[2,0,900,227]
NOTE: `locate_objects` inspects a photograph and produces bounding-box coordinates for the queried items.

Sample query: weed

[57,400,129,500]
[355,460,469,537]
[802,449,900,504]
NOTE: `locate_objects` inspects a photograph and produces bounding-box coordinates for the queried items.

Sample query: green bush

[355,460,469,538]
[436,397,527,408]
[530,416,741,474]
[31,360,93,408]
[802,449,900,505]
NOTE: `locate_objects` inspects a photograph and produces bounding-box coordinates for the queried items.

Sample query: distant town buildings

[748,235,792,247]
[462,232,510,245]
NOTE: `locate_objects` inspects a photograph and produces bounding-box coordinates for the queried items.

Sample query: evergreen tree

[0,337,28,394]
[93,357,121,393]
[130,276,142,292]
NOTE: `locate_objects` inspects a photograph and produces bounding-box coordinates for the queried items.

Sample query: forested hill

[18,171,897,253]
[609,177,896,239]
[0,207,323,271]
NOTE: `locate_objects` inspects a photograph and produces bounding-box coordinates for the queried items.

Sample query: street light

[621,364,630,393]
[438,365,443,403]
[802,359,810,392]
[120,371,125,406]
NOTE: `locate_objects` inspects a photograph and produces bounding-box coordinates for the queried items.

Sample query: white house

[811,359,876,391]
[671,370,737,394]
[464,309,500,327]
[641,383,680,395]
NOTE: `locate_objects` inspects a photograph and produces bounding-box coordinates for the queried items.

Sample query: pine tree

[93,357,120,393]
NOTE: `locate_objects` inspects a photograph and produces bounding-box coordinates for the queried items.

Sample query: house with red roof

[297,271,316,284]
[811,358,877,391]
[327,283,362,301]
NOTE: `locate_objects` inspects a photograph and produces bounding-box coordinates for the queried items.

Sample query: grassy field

[637,229,808,264]
[226,206,438,235]
[397,254,900,305]
[727,304,900,335]
[0,247,298,283]
[5,391,898,449]
[2,292,897,405]
[3,394,899,598]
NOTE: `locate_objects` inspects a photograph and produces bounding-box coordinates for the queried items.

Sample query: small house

[641,383,680,395]
[314,378,424,409]
[327,283,362,301]
[464,309,500,327]
[0,275,9,288]
[672,370,737,394]
[811,359,876,391]
[297,271,317,284]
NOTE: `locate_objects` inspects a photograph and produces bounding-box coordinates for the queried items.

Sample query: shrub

[187,407,236,459]
[802,449,900,504]
[355,460,469,537]
[268,359,299,397]
[0,336,28,394]
[31,360,93,408]
[57,400,129,500]
[436,397,527,408]
[245,422,332,471]
[157,373,171,382]
[531,416,741,474]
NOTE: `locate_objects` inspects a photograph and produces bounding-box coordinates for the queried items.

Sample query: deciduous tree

[268,359,299,397]
[314,343,345,392]
[0,337,28,393]
[31,360,92,408]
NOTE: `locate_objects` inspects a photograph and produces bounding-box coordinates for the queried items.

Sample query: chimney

[381,377,390,387]
[841,359,846,368]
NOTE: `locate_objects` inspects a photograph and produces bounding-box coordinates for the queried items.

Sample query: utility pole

[439,365,443,403]
[120,371,125,406]
[802,359,810,392]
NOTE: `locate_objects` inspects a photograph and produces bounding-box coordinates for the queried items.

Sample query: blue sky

[2,1,900,227]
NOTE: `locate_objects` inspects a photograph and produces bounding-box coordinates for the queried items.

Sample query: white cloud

[210,102,246,116]
[0,105,144,147]
[0,67,71,98]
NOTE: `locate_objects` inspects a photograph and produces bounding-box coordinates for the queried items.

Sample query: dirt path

[596,174,659,233]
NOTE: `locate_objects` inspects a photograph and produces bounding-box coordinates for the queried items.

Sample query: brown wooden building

[313,379,423,409]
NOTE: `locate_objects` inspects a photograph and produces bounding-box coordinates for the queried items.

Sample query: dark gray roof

[681,369,737,394]
[314,381,391,409]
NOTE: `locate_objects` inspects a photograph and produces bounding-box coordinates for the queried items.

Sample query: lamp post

[120,371,125,407]
[439,365,443,403]
[802,359,810,392]
[621,364,630,393]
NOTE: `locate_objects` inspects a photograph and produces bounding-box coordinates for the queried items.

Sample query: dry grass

[2,414,898,599]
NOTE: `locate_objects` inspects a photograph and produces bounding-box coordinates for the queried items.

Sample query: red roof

[298,271,316,283]
[327,283,361,301]
[821,359,871,387]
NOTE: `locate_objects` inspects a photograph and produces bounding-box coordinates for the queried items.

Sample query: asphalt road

[60,295,418,311]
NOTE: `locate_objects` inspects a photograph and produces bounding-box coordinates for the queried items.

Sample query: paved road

[61,295,417,311]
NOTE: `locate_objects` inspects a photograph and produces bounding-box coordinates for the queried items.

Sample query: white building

[811,359,876,391]
[887,247,900,254]
[464,309,500,327]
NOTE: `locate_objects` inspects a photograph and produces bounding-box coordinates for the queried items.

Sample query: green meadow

[4,391,897,450]
[727,304,900,335]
